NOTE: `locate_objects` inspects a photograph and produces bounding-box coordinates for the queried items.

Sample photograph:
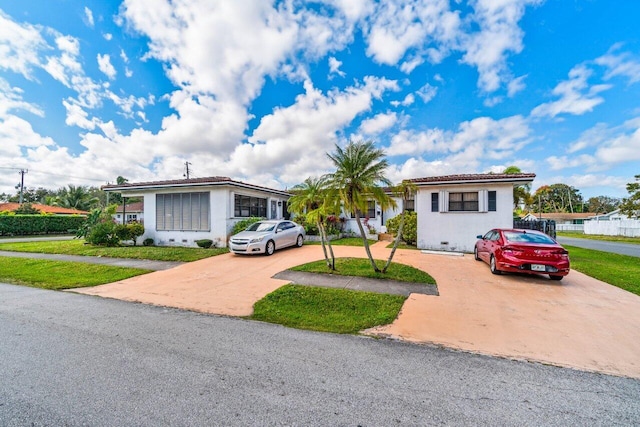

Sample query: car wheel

[474,246,481,261]
[296,234,304,247]
[549,275,563,281]
[265,240,275,256]
[490,255,501,275]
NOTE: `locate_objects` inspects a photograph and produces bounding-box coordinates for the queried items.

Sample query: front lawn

[0,239,228,262]
[250,284,406,334]
[565,245,640,296]
[558,231,640,245]
[0,257,150,290]
[290,257,436,284]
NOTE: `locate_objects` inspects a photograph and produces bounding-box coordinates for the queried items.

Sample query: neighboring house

[0,203,88,215]
[407,173,536,253]
[113,202,144,224]
[585,209,631,221]
[102,177,291,247]
[521,212,596,224]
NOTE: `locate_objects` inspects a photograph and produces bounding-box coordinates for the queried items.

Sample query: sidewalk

[0,250,183,271]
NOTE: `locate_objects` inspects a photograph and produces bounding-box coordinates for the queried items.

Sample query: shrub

[85,221,120,246]
[126,223,145,245]
[0,215,86,236]
[195,239,213,248]
[385,211,417,245]
[231,217,264,235]
[143,238,154,246]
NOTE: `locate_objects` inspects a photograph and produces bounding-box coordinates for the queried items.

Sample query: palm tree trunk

[319,222,336,270]
[317,221,331,269]
[382,210,405,273]
[355,211,380,272]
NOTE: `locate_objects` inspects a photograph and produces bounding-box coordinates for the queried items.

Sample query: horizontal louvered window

[156,192,210,231]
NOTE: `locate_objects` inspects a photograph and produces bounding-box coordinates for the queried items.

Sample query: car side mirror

[476,235,483,239]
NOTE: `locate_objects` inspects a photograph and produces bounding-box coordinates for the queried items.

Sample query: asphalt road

[556,236,640,257]
[1,284,639,426]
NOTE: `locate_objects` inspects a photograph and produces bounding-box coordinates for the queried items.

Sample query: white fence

[584,220,640,237]
[556,224,584,232]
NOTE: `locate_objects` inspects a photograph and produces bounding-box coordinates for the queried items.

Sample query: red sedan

[474,229,570,280]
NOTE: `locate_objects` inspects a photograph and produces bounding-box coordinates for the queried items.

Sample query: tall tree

[55,185,99,211]
[586,196,621,214]
[288,176,337,270]
[326,140,396,273]
[532,183,583,213]
[619,175,640,218]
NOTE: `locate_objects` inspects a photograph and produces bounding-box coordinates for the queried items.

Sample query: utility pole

[18,169,28,204]
[184,161,192,179]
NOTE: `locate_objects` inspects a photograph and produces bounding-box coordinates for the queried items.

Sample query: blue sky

[1,0,639,199]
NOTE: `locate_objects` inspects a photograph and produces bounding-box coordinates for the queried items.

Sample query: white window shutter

[440,190,448,212]
[479,190,488,212]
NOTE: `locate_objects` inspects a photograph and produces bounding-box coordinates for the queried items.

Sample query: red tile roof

[0,203,89,215]
[115,202,144,213]
[408,173,536,184]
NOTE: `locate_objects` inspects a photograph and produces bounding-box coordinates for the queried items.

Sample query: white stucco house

[103,177,291,247]
[407,173,536,253]
[113,201,145,225]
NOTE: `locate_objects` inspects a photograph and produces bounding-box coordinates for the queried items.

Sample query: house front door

[271,201,277,219]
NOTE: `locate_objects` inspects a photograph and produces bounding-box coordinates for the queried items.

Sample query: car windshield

[503,231,555,244]
[246,222,275,232]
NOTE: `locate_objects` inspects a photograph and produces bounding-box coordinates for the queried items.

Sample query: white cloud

[461,0,542,93]
[120,49,129,63]
[0,11,47,79]
[0,115,55,158]
[507,75,527,97]
[97,54,117,79]
[388,115,532,159]
[391,93,415,107]
[359,112,398,135]
[595,45,640,84]
[84,7,95,28]
[0,78,44,118]
[416,83,437,103]
[103,33,113,41]
[531,65,611,118]
[328,56,345,78]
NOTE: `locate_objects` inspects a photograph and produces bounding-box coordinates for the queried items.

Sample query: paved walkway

[72,241,640,379]
[0,250,183,271]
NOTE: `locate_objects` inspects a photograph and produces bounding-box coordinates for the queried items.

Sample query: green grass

[0,239,228,262]
[250,284,406,334]
[384,242,419,250]
[305,237,377,246]
[290,257,436,284]
[565,245,640,296]
[0,257,150,290]
[558,231,640,245]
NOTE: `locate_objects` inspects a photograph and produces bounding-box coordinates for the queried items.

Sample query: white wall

[416,183,514,253]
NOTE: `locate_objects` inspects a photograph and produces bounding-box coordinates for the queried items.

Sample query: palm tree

[326,140,396,273]
[503,166,531,211]
[55,185,99,211]
[288,176,337,270]
[382,180,416,273]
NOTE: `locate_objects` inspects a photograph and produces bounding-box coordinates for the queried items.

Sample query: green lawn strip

[384,242,419,250]
[250,284,406,334]
[565,245,640,296]
[0,239,228,262]
[558,231,640,245]
[304,237,377,246]
[290,257,436,284]
[0,257,150,290]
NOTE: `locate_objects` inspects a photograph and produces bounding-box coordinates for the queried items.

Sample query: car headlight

[250,236,264,243]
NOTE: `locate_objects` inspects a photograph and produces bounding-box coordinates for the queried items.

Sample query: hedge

[0,215,87,236]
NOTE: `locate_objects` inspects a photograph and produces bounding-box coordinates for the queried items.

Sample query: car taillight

[502,246,521,254]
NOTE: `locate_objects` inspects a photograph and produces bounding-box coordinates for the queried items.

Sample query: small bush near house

[85,221,120,246]
[142,238,154,246]
[385,211,417,245]
[231,217,264,235]
[126,223,144,245]
[195,239,213,248]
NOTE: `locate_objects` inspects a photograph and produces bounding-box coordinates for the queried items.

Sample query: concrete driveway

[74,242,640,378]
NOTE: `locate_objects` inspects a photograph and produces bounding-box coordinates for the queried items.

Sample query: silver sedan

[229,220,305,255]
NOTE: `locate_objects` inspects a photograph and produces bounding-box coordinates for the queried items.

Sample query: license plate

[531,264,546,272]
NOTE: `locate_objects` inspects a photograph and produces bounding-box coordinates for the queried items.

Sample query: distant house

[406,173,536,253]
[521,212,596,225]
[113,201,144,224]
[585,209,631,221]
[102,177,290,247]
[0,203,88,216]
